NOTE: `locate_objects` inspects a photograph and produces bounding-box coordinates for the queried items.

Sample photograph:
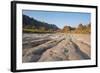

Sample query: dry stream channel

[22,33,91,63]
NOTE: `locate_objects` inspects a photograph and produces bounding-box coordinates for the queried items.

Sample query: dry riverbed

[22,33,91,63]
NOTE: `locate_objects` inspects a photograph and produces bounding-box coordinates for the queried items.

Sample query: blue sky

[23,10,91,29]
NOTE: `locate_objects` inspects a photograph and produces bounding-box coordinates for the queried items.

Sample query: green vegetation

[23,29,54,33]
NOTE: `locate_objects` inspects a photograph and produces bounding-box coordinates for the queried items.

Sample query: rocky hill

[23,15,59,33]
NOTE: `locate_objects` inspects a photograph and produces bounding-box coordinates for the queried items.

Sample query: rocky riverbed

[22,33,91,63]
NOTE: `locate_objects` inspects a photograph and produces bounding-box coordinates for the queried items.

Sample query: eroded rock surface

[22,33,91,63]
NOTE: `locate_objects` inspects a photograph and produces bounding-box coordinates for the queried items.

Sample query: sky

[23,10,91,29]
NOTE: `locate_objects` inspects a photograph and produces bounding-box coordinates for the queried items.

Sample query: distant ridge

[23,14,59,32]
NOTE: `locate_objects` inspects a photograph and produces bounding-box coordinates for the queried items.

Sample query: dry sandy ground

[22,33,91,63]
